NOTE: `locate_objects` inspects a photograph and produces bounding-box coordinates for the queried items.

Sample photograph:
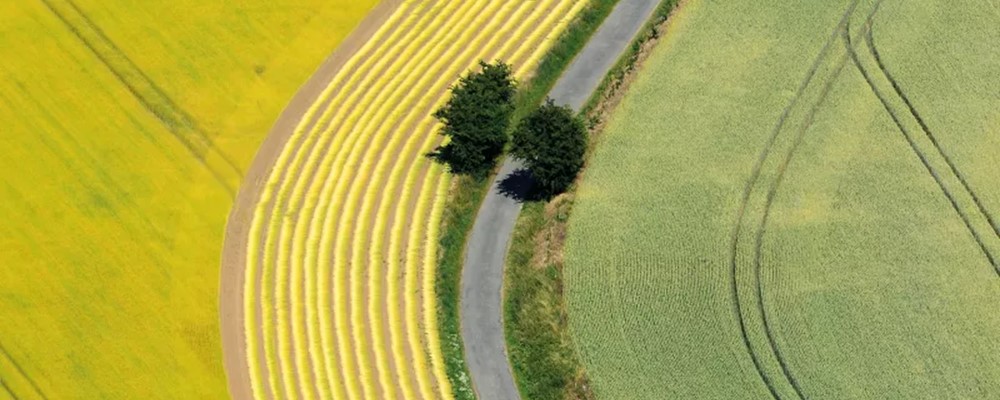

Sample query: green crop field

[565,0,1000,398]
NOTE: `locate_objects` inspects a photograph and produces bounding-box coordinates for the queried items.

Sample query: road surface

[459,1,663,399]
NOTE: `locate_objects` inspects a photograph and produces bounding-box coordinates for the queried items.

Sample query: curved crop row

[237,0,587,399]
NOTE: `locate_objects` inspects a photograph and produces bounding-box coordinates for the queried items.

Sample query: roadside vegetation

[433,1,629,398]
[502,3,681,399]
[511,100,587,199]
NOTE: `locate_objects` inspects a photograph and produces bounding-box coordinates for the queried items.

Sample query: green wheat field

[565,0,1000,398]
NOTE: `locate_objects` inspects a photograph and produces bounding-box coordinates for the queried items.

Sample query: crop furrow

[246,3,422,398]
[308,3,446,397]
[287,6,440,398]
[337,3,503,397]
[363,3,543,397]
[240,1,585,398]
[306,2,446,394]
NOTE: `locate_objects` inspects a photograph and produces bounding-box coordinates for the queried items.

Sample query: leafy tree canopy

[511,99,586,198]
[431,60,517,178]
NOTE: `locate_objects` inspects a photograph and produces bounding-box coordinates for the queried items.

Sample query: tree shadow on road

[497,168,545,203]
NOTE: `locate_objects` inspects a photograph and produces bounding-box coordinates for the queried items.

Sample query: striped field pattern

[233,0,587,399]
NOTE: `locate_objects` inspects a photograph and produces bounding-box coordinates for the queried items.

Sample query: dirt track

[218,2,402,399]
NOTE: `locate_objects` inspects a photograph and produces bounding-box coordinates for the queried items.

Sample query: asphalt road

[458,1,662,399]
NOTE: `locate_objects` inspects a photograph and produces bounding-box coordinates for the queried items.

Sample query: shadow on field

[497,168,545,203]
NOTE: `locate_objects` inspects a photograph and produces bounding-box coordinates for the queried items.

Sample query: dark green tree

[511,99,587,198]
[430,60,517,177]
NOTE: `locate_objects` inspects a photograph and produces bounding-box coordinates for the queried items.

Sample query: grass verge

[434,1,623,398]
[504,1,681,399]
[436,175,489,400]
[505,196,586,400]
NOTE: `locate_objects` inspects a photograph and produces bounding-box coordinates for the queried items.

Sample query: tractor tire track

[39,0,242,195]
[845,19,1000,272]
[746,10,883,399]
[727,1,861,398]
[0,343,47,400]
[0,380,14,400]
[865,27,1000,243]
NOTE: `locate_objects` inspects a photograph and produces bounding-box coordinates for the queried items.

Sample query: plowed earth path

[219,0,587,399]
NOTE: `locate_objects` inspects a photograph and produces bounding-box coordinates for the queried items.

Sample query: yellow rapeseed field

[0,0,375,398]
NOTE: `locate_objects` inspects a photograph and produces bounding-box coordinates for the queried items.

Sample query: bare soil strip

[219,2,402,399]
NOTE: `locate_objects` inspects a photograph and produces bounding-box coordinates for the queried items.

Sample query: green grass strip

[505,198,585,400]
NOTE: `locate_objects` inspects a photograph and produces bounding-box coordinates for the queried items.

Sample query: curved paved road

[459,1,662,399]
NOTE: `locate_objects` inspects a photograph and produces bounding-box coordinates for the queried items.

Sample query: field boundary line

[37,0,242,194]
[727,1,863,398]
[844,19,1000,273]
